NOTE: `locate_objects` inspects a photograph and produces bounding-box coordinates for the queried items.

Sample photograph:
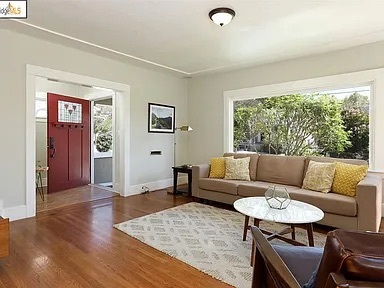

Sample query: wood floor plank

[36,185,119,213]
[0,191,231,288]
[3,189,382,287]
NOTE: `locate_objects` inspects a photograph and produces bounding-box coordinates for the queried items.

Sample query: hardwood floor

[36,185,119,213]
[3,190,383,288]
[1,191,232,288]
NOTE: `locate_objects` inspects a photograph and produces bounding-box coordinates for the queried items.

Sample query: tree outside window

[233,87,369,160]
[94,104,112,153]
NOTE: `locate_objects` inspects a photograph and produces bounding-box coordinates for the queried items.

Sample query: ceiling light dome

[209,7,235,26]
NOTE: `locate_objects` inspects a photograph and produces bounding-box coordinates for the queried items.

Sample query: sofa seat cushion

[199,178,246,195]
[238,181,299,197]
[290,189,357,217]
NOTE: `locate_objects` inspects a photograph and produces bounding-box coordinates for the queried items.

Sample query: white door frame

[26,64,130,218]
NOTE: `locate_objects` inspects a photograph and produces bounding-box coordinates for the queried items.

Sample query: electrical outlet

[141,185,150,194]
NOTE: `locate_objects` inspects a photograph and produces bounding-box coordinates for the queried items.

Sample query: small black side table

[172,165,192,196]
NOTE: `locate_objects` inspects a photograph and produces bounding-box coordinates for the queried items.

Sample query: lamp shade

[176,125,193,131]
[209,8,235,26]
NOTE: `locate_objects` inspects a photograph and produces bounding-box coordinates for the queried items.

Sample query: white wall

[0,27,187,210]
[188,40,384,166]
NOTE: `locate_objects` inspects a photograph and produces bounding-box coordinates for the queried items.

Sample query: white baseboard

[1,176,188,220]
[2,205,27,221]
[127,176,188,197]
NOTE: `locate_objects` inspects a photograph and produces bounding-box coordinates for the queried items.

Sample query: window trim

[223,68,384,171]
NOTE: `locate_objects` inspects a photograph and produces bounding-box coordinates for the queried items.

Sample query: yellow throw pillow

[209,156,233,178]
[332,162,368,197]
[224,157,250,181]
[302,161,336,193]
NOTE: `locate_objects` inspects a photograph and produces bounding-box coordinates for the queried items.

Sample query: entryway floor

[36,185,119,213]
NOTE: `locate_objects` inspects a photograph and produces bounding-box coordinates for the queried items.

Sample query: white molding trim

[90,100,95,184]
[128,176,188,196]
[2,205,27,221]
[26,64,131,219]
[89,95,115,186]
[14,20,188,76]
[26,68,36,218]
[116,90,131,195]
[83,90,114,100]
[223,93,233,153]
[223,67,384,172]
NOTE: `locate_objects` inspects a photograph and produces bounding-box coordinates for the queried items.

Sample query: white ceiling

[17,0,384,75]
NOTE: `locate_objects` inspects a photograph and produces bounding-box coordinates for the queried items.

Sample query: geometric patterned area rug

[114,202,326,288]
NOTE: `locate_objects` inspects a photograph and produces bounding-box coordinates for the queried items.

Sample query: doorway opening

[91,97,115,189]
[27,65,131,219]
[34,77,119,213]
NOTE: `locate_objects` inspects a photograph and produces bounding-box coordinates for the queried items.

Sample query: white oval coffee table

[234,196,324,247]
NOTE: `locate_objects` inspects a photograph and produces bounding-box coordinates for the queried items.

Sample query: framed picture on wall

[148,102,175,133]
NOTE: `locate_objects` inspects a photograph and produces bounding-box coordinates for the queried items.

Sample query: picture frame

[148,102,175,133]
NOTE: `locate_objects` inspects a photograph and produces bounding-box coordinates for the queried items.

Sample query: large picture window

[233,86,370,160]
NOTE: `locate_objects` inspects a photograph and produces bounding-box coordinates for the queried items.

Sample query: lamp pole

[173,132,177,167]
[173,126,193,168]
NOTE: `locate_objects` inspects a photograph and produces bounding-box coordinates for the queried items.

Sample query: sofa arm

[192,164,210,197]
[356,173,382,232]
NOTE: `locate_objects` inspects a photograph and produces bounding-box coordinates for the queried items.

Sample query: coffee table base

[243,216,315,266]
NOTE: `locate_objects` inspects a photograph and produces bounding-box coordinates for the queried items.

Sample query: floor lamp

[173,125,193,167]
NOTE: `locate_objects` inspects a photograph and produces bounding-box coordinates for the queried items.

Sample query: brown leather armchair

[251,226,384,288]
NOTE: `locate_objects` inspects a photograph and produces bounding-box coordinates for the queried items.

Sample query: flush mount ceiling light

[209,7,236,26]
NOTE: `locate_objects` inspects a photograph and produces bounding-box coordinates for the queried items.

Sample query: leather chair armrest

[192,164,210,197]
[325,273,349,288]
[325,273,384,288]
[356,173,382,232]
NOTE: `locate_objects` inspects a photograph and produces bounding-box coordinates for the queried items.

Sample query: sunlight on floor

[36,185,119,213]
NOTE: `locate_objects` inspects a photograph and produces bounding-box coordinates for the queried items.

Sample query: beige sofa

[192,153,382,232]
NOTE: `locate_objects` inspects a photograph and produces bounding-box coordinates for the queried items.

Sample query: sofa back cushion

[223,152,259,181]
[256,154,305,187]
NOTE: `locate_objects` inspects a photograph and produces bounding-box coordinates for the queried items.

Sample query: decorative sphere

[265,186,291,210]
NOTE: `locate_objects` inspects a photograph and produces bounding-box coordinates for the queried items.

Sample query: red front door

[47,93,90,193]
